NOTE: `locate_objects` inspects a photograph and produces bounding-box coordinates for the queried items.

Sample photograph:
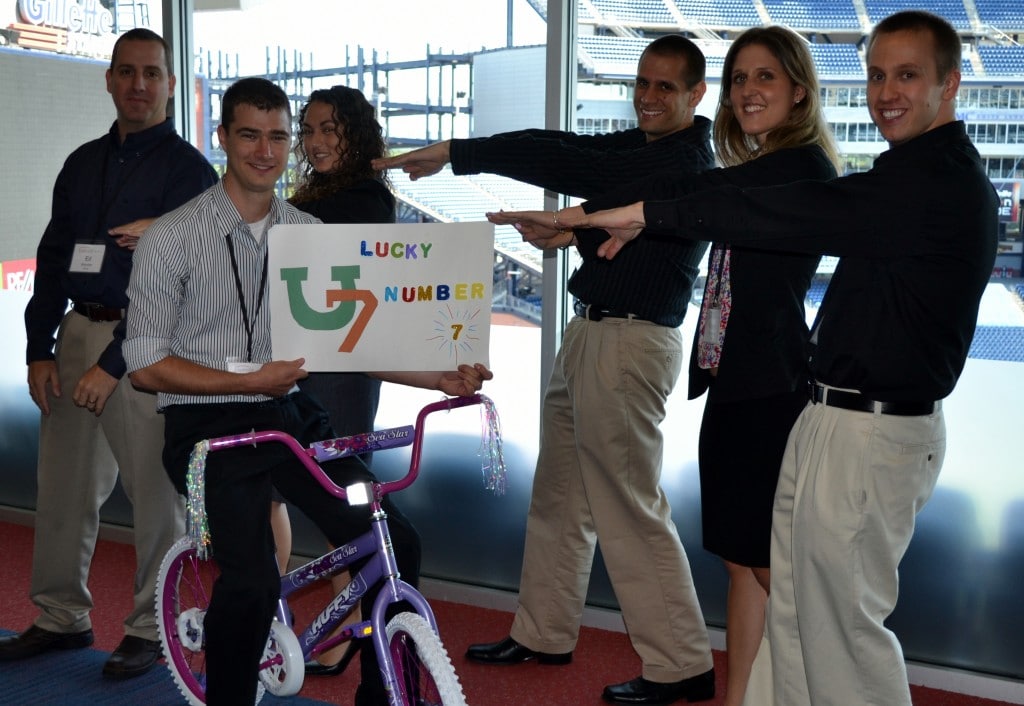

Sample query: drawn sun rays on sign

[428,304,483,364]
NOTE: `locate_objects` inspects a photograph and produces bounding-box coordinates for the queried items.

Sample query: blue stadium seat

[590,0,675,25]
[807,44,863,76]
[978,46,1024,76]
[969,325,1024,362]
[975,0,1024,31]
[674,0,761,29]
[864,0,971,31]
[762,0,861,31]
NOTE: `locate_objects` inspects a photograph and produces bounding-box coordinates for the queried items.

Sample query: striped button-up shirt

[125,181,319,407]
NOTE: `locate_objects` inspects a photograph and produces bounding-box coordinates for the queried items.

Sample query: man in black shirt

[377,35,717,705]
[4,29,217,679]
[537,12,998,706]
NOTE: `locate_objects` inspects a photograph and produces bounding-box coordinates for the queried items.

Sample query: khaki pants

[510,315,712,683]
[744,400,945,706]
[31,310,185,640]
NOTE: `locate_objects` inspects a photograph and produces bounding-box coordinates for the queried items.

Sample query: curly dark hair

[291,85,390,204]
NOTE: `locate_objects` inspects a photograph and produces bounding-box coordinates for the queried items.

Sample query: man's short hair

[110,28,172,74]
[868,10,961,81]
[221,77,291,130]
[640,34,706,88]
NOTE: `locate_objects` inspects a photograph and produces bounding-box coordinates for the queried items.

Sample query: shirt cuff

[644,200,686,234]
[448,139,473,175]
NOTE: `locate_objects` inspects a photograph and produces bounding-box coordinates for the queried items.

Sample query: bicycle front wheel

[156,537,266,705]
[385,612,467,706]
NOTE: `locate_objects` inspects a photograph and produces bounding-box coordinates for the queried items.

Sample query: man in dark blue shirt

[2,28,217,679]
[532,12,998,706]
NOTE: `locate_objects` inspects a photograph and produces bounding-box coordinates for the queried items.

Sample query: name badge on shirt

[226,356,262,374]
[69,243,106,273]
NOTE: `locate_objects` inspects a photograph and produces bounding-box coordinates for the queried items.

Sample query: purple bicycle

[155,393,504,705]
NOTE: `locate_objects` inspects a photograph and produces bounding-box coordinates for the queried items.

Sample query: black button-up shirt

[25,119,217,378]
[644,121,998,401]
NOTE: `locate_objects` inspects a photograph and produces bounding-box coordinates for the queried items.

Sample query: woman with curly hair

[284,86,420,693]
[290,85,394,223]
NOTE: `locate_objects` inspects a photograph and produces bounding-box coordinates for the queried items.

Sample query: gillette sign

[18,0,115,35]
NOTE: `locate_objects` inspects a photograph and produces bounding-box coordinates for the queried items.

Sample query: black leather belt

[810,383,935,417]
[72,301,125,322]
[574,300,638,321]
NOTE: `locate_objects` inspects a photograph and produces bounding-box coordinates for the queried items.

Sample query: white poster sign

[268,222,494,371]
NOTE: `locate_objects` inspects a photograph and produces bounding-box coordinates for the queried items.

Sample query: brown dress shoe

[102,635,163,679]
[0,624,94,661]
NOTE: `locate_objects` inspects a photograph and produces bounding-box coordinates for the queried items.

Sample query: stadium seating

[675,0,761,29]
[969,325,1024,362]
[978,46,1024,76]
[590,0,675,26]
[864,0,971,30]
[807,44,863,76]
[975,0,1024,31]
[390,168,545,275]
[806,279,829,307]
[762,0,861,32]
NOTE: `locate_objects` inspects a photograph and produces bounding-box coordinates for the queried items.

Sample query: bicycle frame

[186,393,490,705]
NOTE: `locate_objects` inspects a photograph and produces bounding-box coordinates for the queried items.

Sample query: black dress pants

[163,391,421,706]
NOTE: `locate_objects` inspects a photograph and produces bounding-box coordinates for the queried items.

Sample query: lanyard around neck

[224,232,268,363]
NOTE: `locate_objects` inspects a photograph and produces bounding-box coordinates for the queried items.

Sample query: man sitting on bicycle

[123,77,491,706]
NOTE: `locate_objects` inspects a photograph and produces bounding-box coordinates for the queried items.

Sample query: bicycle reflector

[346,481,373,505]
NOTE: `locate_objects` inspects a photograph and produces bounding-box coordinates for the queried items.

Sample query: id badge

[226,356,262,374]
[69,242,106,273]
[701,305,721,345]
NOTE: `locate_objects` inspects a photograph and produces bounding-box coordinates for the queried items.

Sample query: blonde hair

[714,26,841,172]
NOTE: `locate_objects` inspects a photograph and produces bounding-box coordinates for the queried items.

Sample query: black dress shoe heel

[465,635,572,666]
[0,625,94,662]
[305,639,362,676]
[602,669,715,705]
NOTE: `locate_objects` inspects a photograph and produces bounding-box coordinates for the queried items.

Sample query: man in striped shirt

[124,77,490,706]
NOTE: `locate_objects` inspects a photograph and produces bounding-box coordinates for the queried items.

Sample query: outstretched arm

[486,209,578,251]
[487,204,646,259]
[372,141,451,181]
[373,363,493,397]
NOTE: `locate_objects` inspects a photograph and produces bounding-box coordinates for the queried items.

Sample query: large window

[2,0,1024,687]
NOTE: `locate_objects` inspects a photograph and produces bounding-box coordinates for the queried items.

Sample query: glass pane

[191,0,549,584]
[1,1,167,517]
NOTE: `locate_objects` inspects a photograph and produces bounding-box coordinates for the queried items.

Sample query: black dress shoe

[102,635,163,679]
[602,669,715,705]
[305,639,362,676]
[465,636,572,666]
[0,625,94,661]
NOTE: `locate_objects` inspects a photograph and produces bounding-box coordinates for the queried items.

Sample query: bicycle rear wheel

[385,612,467,706]
[156,537,266,705]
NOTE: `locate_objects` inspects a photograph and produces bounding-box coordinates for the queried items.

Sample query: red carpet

[0,520,1016,705]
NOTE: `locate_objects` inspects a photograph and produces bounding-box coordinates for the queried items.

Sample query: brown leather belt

[810,383,935,417]
[72,301,125,322]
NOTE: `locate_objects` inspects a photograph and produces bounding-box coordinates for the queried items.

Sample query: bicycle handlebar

[200,393,488,503]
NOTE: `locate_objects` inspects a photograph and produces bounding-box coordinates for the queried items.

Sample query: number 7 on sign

[324,289,378,352]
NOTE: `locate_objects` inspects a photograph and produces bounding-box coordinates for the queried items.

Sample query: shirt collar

[875,120,966,167]
[208,181,288,240]
[107,118,176,155]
